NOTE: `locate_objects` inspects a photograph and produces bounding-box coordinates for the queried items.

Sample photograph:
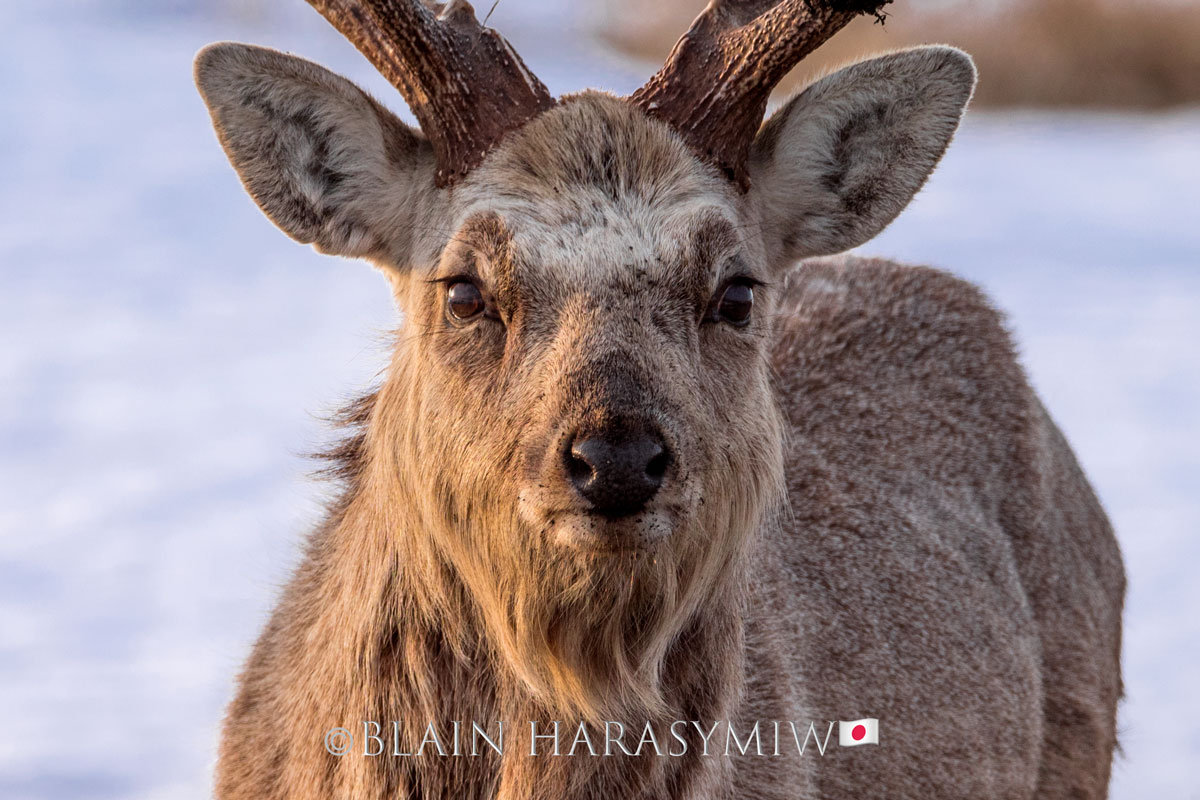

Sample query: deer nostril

[564,426,671,517]
[646,447,670,480]
[565,448,594,486]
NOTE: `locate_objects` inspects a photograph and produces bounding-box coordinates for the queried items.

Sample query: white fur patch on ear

[194,42,437,262]
[748,46,976,268]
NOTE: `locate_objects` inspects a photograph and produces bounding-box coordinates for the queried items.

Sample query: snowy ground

[1,3,1197,799]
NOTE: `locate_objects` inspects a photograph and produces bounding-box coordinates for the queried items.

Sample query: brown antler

[306,0,556,186]
[629,0,893,190]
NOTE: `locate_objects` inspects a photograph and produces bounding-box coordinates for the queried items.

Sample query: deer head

[195,0,975,718]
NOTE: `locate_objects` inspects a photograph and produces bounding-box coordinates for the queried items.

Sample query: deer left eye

[714,282,754,326]
[446,281,486,320]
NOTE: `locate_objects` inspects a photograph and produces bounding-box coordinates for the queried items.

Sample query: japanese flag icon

[838,718,879,746]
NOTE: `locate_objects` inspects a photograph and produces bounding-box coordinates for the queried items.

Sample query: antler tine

[629,0,893,190]
[306,0,556,187]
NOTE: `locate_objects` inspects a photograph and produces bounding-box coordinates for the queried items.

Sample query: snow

[1,3,1197,798]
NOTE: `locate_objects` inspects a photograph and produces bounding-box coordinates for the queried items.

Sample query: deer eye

[713,281,754,326]
[446,280,486,320]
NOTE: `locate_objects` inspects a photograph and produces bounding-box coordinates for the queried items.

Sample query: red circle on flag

[852,724,867,741]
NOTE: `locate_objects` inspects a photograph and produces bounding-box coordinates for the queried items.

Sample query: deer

[194,0,1125,798]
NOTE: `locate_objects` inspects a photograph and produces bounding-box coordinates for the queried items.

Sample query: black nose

[565,424,671,517]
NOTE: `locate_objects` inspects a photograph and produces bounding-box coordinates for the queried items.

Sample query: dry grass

[595,0,1200,109]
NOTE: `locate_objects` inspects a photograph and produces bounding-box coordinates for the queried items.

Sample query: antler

[629,0,893,190]
[306,0,556,186]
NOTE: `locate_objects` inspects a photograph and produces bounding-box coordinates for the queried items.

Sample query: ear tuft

[749,46,976,268]
[194,42,437,262]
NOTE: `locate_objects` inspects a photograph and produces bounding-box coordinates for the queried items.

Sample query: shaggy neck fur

[300,363,771,799]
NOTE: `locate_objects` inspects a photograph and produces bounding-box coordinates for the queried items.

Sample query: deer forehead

[445,92,753,292]
[467,204,742,293]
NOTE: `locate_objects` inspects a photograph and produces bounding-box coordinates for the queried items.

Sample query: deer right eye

[446,281,486,320]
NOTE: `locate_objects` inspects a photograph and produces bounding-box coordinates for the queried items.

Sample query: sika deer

[195,1,1124,797]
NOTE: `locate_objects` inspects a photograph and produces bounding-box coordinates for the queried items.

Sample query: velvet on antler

[629,0,893,189]
[305,0,556,186]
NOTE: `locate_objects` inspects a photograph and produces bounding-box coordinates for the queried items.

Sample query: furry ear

[748,46,976,268]
[194,42,438,262]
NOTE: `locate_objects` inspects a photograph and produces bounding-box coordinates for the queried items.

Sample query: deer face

[409,94,783,555]
[195,5,974,714]
[196,42,973,544]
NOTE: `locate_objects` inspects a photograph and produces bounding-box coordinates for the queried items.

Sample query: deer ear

[194,42,438,262]
[748,46,976,268]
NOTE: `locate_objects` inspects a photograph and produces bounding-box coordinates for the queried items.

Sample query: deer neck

[303,388,749,796]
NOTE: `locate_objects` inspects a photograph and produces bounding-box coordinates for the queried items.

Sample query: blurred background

[0,0,1197,798]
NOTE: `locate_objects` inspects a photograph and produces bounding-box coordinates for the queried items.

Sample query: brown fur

[195,41,1124,800]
